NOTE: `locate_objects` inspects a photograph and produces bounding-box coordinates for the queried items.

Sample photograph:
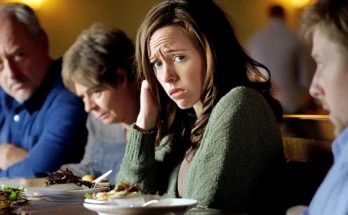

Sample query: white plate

[38,187,108,202]
[83,198,197,215]
[25,187,45,197]
[85,199,109,204]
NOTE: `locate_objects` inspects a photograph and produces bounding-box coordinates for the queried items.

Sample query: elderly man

[0,3,87,177]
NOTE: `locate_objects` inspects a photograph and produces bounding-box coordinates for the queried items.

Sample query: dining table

[0,198,242,215]
[0,178,248,215]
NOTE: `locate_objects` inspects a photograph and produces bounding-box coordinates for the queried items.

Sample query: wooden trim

[283,114,329,120]
[283,137,333,163]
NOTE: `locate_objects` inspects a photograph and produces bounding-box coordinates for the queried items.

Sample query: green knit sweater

[116,86,284,212]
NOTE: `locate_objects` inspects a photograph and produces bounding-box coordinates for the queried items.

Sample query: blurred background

[0,0,311,58]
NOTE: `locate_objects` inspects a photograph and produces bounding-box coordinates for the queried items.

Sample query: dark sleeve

[0,92,88,177]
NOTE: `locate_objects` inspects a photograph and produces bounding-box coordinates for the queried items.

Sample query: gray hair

[0,3,45,40]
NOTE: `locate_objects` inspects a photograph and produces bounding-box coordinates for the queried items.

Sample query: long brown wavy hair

[136,0,283,154]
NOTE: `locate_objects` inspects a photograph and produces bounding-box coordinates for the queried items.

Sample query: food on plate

[0,190,12,209]
[85,181,141,200]
[45,168,93,188]
[82,175,110,187]
[81,175,96,182]
[0,185,25,209]
[84,193,94,199]
[114,181,140,193]
[100,178,109,183]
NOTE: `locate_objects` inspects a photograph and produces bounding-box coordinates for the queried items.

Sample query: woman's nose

[84,97,96,112]
[162,64,178,83]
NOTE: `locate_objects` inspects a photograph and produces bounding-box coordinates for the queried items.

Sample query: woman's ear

[116,68,128,87]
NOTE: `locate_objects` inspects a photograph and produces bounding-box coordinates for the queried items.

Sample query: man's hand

[0,143,28,170]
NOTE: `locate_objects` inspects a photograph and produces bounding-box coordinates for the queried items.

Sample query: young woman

[117,0,284,213]
[61,23,140,183]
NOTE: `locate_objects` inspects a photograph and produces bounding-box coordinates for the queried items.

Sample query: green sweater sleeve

[115,125,180,194]
[183,87,283,212]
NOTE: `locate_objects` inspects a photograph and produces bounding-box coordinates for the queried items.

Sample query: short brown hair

[301,0,348,49]
[62,23,135,93]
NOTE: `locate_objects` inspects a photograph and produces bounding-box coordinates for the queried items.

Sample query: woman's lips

[98,113,108,120]
[169,88,185,99]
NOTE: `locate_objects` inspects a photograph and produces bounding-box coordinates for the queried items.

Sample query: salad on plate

[0,184,26,209]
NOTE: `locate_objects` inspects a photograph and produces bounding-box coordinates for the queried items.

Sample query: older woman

[60,24,140,183]
[116,0,285,213]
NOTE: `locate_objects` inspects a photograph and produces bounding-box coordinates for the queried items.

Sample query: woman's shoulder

[204,87,281,148]
[213,86,267,115]
[208,86,279,130]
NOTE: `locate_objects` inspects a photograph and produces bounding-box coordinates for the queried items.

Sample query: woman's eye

[153,62,163,69]
[174,56,185,62]
[92,91,102,98]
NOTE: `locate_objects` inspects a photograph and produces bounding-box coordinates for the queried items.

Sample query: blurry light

[289,0,312,8]
[5,0,46,10]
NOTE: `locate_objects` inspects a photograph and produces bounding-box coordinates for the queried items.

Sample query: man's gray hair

[0,3,45,40]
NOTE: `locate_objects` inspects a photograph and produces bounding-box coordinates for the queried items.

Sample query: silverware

[92,170,112,188]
